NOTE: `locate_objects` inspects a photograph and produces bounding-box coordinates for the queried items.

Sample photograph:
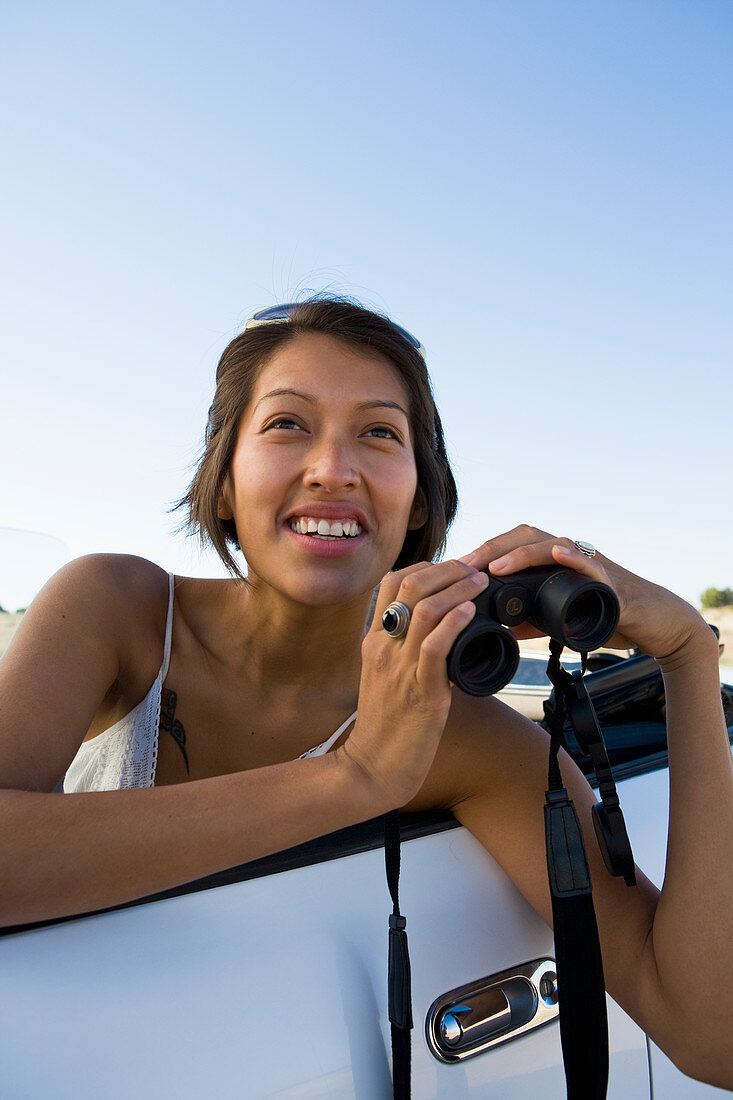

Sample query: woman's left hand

[459,524,710,664]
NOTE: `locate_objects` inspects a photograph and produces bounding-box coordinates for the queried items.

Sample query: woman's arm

[0,555,383,925]
[437,528,733,1088]
[0,753,382,926]
[0,554,486,927]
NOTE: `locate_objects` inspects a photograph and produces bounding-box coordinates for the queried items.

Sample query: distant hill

[0,611,24,658]
[701,604,733,669]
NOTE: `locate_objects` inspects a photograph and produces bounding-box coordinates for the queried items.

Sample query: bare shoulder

[0,554,170,791]
[10,553,171,666]
[406,690,555,813]
[42,552,169,610]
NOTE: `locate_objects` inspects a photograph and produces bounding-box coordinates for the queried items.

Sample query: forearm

[647,626,733,1081]
[0,751,380,927]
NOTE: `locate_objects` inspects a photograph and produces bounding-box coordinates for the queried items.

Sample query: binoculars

[447,566,620,696]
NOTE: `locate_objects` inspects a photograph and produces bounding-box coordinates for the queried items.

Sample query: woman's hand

[459,524,712,665]
[338,559,489,809]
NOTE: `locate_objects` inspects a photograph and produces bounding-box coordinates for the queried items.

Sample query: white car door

[0,802,651,1098]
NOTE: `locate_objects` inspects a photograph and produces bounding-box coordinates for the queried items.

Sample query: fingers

[370,558,489,667]
[400,570,488,659]
[413,600,478,687]
[459,525,611,584]
[372,560,435,622]
[490,537,607,581]
[373,559,484,626]
[458,525,552,570]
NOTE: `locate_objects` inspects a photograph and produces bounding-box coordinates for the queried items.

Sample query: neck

[214,576,376,698]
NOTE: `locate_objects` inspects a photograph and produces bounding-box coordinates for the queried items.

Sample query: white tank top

[63,573,358,792]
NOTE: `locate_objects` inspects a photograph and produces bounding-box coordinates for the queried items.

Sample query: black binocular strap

[545,641,609,1100]
[385,808,413,1100]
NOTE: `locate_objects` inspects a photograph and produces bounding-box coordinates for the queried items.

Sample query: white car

[1,659,732,1099]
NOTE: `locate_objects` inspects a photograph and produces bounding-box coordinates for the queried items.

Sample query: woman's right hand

[337,559,489,809]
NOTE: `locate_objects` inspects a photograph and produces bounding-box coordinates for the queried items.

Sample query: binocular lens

[564,590,616,649]
[448,623,519,696]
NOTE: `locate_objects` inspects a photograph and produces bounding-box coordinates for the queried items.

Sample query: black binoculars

[447,566,620,696]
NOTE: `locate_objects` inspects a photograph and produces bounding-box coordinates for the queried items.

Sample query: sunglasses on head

[245,303,427,362]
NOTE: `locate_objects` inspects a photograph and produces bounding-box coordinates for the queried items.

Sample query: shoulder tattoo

[160,687,190,774]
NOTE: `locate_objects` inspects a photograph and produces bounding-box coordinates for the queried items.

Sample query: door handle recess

[426,957,559,1063]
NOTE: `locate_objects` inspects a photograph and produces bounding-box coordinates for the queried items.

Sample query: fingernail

[554,545,572,558]
[458,552,477,565]
[489,554,510,573]
[469,571,489,586]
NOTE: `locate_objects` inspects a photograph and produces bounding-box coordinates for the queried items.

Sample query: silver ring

[382,601,411,638]
[574,540,597,558]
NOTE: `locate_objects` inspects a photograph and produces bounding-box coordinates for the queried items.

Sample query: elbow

[660,1029,733,1091]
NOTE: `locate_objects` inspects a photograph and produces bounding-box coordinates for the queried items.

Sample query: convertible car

[1,650,731,1098]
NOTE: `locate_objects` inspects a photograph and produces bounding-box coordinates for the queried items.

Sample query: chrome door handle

[426,957,559,1063]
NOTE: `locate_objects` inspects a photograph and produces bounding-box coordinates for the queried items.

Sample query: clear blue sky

[2,0,731,610]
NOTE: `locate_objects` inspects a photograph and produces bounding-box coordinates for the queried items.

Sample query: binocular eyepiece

[447,566,620,696]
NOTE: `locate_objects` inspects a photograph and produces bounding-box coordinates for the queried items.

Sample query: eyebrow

[254,388,409,419]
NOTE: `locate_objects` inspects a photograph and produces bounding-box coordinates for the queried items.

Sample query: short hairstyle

[176,297,458,576]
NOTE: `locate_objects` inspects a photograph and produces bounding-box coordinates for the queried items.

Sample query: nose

[303,432,361,492]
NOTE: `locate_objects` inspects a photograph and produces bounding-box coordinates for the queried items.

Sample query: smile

[288,517,363,539]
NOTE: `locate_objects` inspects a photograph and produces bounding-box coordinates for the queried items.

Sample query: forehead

[249,332,411,411]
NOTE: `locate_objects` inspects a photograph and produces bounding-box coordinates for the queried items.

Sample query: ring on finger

[573,540,597,558]
[382,601,411,638]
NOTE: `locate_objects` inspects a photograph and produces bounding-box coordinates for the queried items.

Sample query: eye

[364,424,402,441]
[265,417,303,431]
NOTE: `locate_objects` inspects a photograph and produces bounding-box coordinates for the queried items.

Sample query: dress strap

[298,710,358,759]
[323,709,358,751]
[160,572,175,680]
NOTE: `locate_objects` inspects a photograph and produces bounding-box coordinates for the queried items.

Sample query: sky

[1,0,731,611]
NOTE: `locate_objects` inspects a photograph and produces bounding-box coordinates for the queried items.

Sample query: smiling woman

[212,334,427,610]
[180,299,457,579]
[0,297,732,1095]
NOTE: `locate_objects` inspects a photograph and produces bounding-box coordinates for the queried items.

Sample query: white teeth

[290,516,362,538]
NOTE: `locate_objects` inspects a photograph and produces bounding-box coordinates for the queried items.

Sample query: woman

[0,298,731,1087]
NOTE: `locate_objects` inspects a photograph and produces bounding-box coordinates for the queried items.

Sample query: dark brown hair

[176,297,458,576]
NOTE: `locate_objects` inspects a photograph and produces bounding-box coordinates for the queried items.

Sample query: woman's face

[219,332,425,608]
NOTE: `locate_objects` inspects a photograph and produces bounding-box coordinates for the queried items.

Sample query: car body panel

[0,826,649,1099]
[0,766,673,1100]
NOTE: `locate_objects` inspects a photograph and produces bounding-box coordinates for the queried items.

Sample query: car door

[0,806,652,1099]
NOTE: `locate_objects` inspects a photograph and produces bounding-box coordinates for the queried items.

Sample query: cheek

[377,462,420,530]
[229,447,290,521]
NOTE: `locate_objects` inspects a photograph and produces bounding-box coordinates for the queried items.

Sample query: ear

[217,478,234,521]
[407,487,428,530]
